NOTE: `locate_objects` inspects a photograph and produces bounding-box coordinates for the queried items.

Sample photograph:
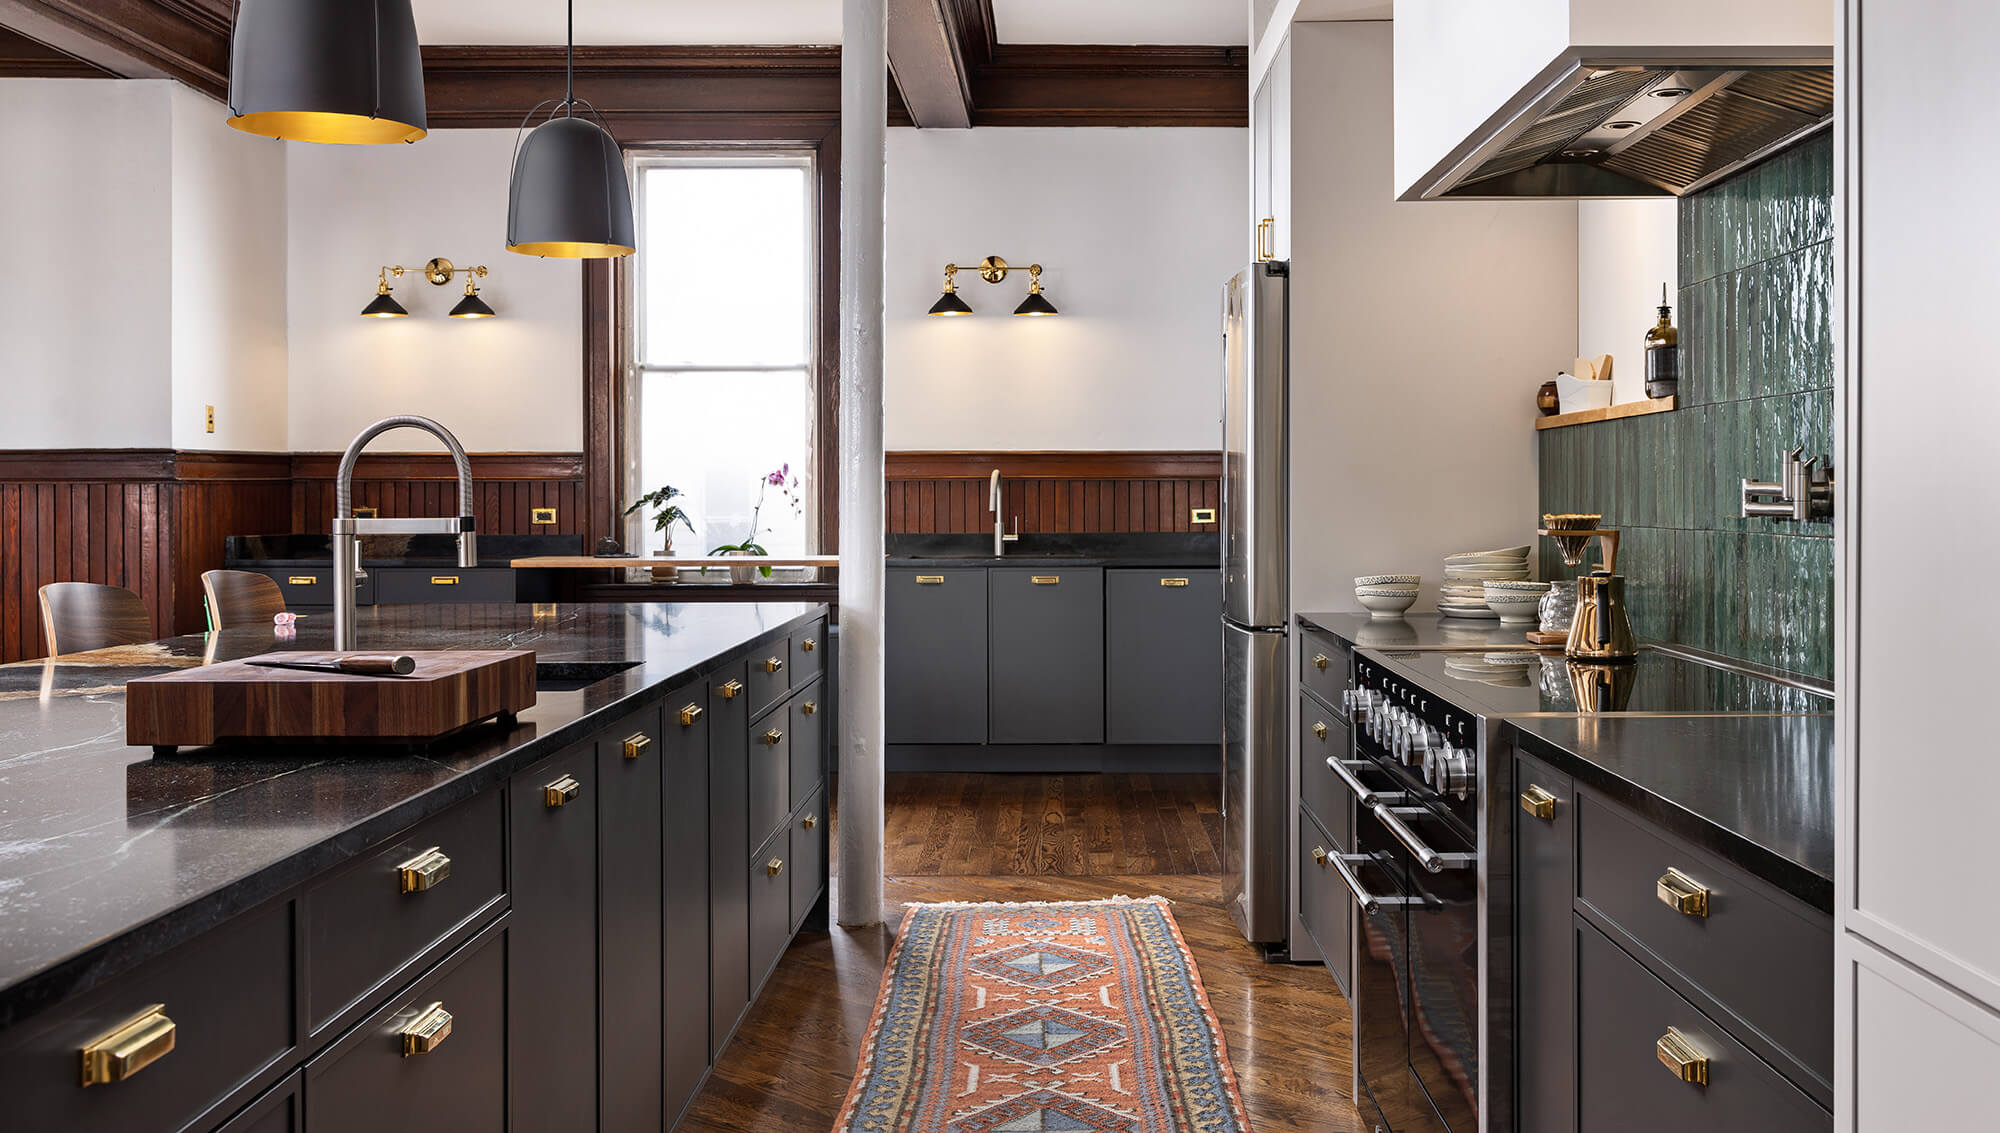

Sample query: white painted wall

[1577,198,1677,405]
[169,84,288,451]
[285,129,584,453]
[0,80,175,448]
[884,127,1245,451]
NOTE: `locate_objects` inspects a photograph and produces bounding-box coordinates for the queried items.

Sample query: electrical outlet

[530,507,557,525]
[1191,508,1217,525]
[204,405,215,434]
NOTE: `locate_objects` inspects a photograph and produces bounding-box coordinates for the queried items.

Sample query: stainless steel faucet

[1741,445,1835,522]
[332,416,478,650]
[989,468,1019,556]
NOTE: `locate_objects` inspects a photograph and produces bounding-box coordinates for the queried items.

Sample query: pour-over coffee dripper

[1540,513,1613,570]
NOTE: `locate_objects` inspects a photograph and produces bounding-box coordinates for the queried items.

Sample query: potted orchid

[709,464,802,582]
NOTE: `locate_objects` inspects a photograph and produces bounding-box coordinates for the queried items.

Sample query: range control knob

[1430,747,1476,799]
[1406,725,1440,764]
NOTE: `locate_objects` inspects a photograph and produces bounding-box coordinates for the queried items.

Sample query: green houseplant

[709,464,801,581]
[625,484,696,555]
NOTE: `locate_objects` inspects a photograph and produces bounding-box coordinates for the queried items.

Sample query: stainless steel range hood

[1413,56,1833,200]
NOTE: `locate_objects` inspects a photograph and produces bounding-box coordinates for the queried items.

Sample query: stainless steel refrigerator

[1221,261,1288,946]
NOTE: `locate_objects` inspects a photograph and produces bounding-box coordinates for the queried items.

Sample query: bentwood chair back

[38,582,153,656]
[202,570,288,630]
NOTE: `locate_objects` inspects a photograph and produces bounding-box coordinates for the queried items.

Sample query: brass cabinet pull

[719,679,744,699]
[398,847,451,893]
[767,858,785,876]
[78,1005,175,1087]
[915,575,945,584]
[762,656,785,674]
[401,1002,453,1057]
[1656,868,1710,917]
[543,776,579,808]
[1031,576,1060,585]
[1312,721,1329,740]
[353,505,379,518]
[802,700,818,715]
[1311,845,1328,866]
[1160,577,1190,587]
[802,637,817,652]
[1313,653,1329,671]
[804,814,818,830]
[430,576,459,585]
[1655,1027,1708,1085]
[679,703,704,727]
[287,575,318,586]
[761,729,784,745]
[623,733,652,760]
[1520,785,1557,821]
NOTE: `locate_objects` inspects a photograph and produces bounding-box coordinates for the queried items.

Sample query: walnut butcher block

[125,650,537,750]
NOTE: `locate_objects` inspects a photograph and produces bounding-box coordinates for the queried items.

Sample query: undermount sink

[534,660,641,692]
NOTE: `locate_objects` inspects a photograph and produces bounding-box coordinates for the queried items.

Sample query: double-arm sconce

[928,256,1058,317]
[363,257,496,320]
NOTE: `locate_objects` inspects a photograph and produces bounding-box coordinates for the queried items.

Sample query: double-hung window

[627,153,816,559]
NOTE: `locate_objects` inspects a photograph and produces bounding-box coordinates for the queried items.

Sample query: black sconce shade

[506,116,636,258]
[227,0,427,145]
[929,290,974,317]
[361,292,409,318]
[450,291,497,319]
[1013,291,1059,317]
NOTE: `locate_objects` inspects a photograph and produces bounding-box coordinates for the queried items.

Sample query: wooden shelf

[1535,395,1676,430]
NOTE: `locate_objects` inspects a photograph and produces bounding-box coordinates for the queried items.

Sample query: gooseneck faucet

[332,416,478,650]
[989,468,1018,556]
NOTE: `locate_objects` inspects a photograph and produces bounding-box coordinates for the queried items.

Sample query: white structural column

[836,0,888,927]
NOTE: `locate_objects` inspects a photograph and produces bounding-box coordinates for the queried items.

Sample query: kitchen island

[0,601,829,1133]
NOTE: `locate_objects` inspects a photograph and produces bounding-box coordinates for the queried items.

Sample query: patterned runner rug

[835,897,1253,1133]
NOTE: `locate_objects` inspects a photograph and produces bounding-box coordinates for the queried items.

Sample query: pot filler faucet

[989,468,1019,556]
[332,416,477,650]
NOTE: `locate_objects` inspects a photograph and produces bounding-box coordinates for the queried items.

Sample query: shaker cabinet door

[990,568,1105,744]
[661,682,712,1127]
[1515,750,1577,1133]
[1105,568,1221,745]
[509,745,598,1133]
[886,569,988,743]
[598,708,664,1133]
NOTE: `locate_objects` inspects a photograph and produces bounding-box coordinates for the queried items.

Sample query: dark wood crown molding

[0,0,226,96]
[289,452,585,481]
[887,451,1223,480]
[0,24,110,76]
[970,45,1248,127]
[0,449,291,482]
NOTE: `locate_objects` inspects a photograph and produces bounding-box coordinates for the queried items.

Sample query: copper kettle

[1567,570,1637,661]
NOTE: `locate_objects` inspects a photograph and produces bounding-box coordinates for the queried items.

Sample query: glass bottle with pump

[1645,284,1679,400]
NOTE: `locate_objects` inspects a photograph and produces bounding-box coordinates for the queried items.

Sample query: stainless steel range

[1328,645,1831,1133]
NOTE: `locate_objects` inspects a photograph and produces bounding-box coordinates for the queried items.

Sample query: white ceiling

[992,0,1246,46]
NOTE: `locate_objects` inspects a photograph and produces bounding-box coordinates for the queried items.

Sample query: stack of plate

[1438,545,1531,619]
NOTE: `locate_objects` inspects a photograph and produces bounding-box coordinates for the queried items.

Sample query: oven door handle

[1325,851,1410,915]
[1374,804,1477,874]
[1326,756,1383,808]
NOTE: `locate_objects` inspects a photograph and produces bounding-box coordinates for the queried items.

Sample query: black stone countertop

[1297,611,1537,651]
[1509,715,1833,912]
[226,532,582,567]
[887,532,1218,568]
[0,601,823,1027]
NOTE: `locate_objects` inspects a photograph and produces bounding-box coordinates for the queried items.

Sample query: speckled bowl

[1355,574,1421,588]
[1356,589,1419,619]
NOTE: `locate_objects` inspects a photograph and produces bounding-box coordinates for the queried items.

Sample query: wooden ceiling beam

[0,0,225,96]
[0,25,110,77]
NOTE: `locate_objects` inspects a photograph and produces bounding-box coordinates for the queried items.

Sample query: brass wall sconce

[363,257,495,319]
[928,256,1058,317]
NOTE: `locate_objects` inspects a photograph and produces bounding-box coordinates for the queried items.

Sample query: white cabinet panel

[1269,35,1291,261]
[1852,943,2000,1132]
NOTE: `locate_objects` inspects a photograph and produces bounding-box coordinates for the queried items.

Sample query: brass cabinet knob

[767,858,785,877]
[1655,1027,1708,1085]
[802,637,816,652]
[761,729,784,746]
[401,1002,453,1057]
[679,703,705,727]
[623,733,653,760]
[802,700,818,716]
[1313,721,1329,740]
[543,776,579,808]
[1314,653,1329,671]
[397,847,451,893]
[804,814,818,830]
[1311,846,1328,866]
[430,576,459,586]
[762,656,785,674]
[719,679,744,699]
[1656,868,1710,917]
[78,1005,176,1087]
[1520,785,1557,821]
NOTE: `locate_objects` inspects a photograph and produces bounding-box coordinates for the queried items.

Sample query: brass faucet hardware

[430,576,459,585]
[543,776,579,808]
[397,847,452,893]
[78,1005,176,1087]
[401,1002,453,1057]
[1656,868,1710,917]
[767,858,785,877]
[1031,576,1060,585]
[1311,845,1329,866]
[761,729,784,746]
[1313,722,1329,740]
[1313,653,1329,671]
[719,679,744,699]
[622,733,652,760]
[762,657,785,674]
[679,704,704,726]
[1655,1027,1708,1085]
[915,575,945,585]
[1520,786,1558,821]
[804,814,818,830]
[802,700,817,715]
[801,637,816,652]
[1160,577,1190,587]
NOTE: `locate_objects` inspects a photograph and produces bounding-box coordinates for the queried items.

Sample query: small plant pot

[650,541,677,583]
[723,549,762,585]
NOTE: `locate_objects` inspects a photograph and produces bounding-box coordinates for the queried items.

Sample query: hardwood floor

[678,774,1367,1132]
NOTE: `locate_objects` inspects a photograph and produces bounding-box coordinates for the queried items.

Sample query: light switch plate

[1191,508,1217,525]
[530,507,557,525]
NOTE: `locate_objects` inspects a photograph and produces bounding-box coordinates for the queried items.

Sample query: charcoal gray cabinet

[1105,568,1221,745]
[214,1072,299,1133]
[509,745,599,1133]
[598,707,665,1133]
[1514,752,1575,1133]
[662,685,712,1127]
[990,567,1104,744]
[708,660,752,1059]
[371,567,516,605]
[886,568,988,743]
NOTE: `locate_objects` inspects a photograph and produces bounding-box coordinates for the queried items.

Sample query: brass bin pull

[1160,577,1190,587]
[1313,722,1329,740]
[802,637,817,652]
[1655,1027,1708,1085]
[1313,653,1329,671]
[623,733,652,760]
[401,1002,453,1057]
[1657,867,1710,917]
[915,575,945,585]
[544,776,579,808]
[804,814,818,830]
[762,656,785,674]
[430,576,460,586]
[79,1005,176,1087]
[719,679,744,699]
[1520,785,1557,821]
[679,703,704,727]
[1031,576,1060,585]
[761,729,784,745]
[398,847,451,893]
[287,575,318,586]
[767,858,785,876]
[802,700,818,715]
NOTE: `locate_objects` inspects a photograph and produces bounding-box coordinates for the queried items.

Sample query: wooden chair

[202,570,288,630]
[38,582,153,656]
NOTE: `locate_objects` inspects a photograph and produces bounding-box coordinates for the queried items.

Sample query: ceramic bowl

[1446,546,1531,561]
[1355,574,1421,587]
[1483,579,1551,593]
[1355,583,1419,595]
[1483,583,1547,625]
[1356,589,1418,619]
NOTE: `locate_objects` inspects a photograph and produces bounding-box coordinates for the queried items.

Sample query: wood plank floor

[678,774,1367,1132]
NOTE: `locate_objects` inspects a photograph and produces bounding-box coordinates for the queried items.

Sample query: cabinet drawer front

[789,678,825,811]
[507,745,598,1133]
[790,618,827,684]
[304,790,506,1035]
[1104,568,1222,746]
[749,831,793,996]
[745,638,794,716]
[887,569,988,744]
[1576,790,1834,1087]
[1298,629,1350,715]
[1298,694,1351,845]
[305,922,508,1133]
[255,568,371,609]
[1577,923,1828,1133]
[0,900,291,1133]
[790,788,827,932]
[749,703,792,853]
[1298,808,1353,995]
[989,567,1104,744]
[371,568,514,605]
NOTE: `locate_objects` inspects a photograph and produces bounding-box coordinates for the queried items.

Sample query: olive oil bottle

[1645,283,1679,400]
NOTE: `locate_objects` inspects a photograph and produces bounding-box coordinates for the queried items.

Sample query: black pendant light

[227,0,427,145]
[506,0,635,258]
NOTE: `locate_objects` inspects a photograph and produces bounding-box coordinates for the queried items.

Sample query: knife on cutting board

[246,655,417,677]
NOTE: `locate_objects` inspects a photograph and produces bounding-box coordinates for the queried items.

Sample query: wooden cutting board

[126,650,537,752]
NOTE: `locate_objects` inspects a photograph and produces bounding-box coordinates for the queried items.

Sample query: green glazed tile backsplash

[1539,132,1834,679]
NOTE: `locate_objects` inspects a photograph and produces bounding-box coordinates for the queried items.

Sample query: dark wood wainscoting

[886,451,1222,535]
[288,453,586,537]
